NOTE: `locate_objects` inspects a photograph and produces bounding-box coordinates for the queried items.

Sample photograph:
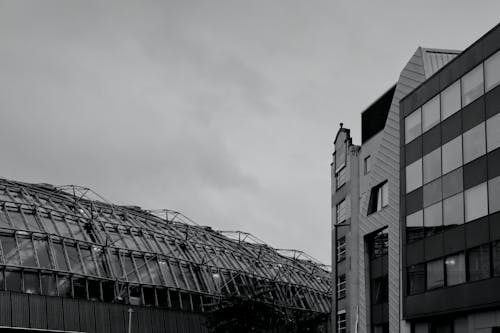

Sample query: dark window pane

[467,245,491,281]
[66,245,83,274]
[24,271,40,294]
[41,273,57,296]
[73,278,87,299]
[493,242,500,277]
[424,202,442,237]
[445,253,465,286]
[5,270,22,292]
[80,247,97,276]
[57,276,71,297]
[34,239,52,269]
[110,252,124,280]
[423,178,442,207]
[371,276,388,304]
[156,288,169,307]
[143,287,155,306]
[88,280,100,301]
[129,285,142,305]
[52,242,69,271]
[18,237,37,267]
[0,235,20,265]
[123,254,139,283]
[406,210,424,243]
[427,259,444,290]
[408,264,425,295]
[102,281,115,302]
[442,168,463,199]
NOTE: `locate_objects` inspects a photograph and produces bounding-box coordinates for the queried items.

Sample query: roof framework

[0,178,331,314]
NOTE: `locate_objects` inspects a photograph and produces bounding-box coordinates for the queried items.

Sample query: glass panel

[442,136,462,174]
[129,285,142,305]
[122,232,140,251]
[73,278,87,299]
[493,241,500,277]
[422,95,440,132]
[441,81,461,120]
[134,256,152,284]
[445,253,465,286]
[38,212,57,235]
[424,202,442,237]
[487,113,500,152]
[443,193,464,227]
[426,259,444,290]
[66,218,86,241]
[488,176,500,214]
[464,183,488,222]
[24,271,40,294]
[405,108,422,143]
[406,159,422,193]
[33,239,51,269]
[41,273,57,296]
[66,245,83,274]
[110,252,124,280]
[461,64,484,106]
[423,148,441,184]
[8,209,27,230]
[52,242,69,271]
[80,247,97,276]
[467,245,490,281]
[171,261,187,289]
[1,235,20,265]
[159,259,176,288]
[123,254,139,282]
[485,50,500,92]
[94,248,110,278]
[407,264,425,295]
[442,168,463,199]
[18,237,37,267]
[88,280,100,301]
[149,259,163,285]
[0,206,11,228]
[57,276,71,297]
[52,214,71,237]
[423,178,441,207]
[463,123,486,164]
[23,211,41,232]
[5,270,22,292]
[406,210,423,243]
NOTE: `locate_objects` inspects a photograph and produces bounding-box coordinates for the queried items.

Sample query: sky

[0,1,499,264]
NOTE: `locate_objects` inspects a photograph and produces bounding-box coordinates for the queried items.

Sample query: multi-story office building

[400,24,500,332]
[332,47,459,333]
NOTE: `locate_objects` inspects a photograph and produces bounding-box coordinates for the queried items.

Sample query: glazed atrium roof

[0,178,331,314]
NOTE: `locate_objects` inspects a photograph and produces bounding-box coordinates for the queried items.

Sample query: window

[487,113,500,152]
[34,239,52,269]
[406,210,423,243]
[371,276,388,304]
[337,311,346,333]
[485,50,500,92]
[406,159,423,193]
[337,275,346,299]
[427,259,444,290]
[423,178,441,208]
[407,264,425,295]
[464,182,488,222]
[493,241,500,277]
[368,228,388,259]
[443,193,464,227]
[442,168,463,199]
[463,123,486,164]
[336,200,346,224]
[422,95,440,132]
[405,108,422,143]
[461,64,484,106]
[442,136,463,174]
[489,176,500,214]
[368,181,388,214]
[423,148,441,184]
[445,253,465,286]
[24,272,40,294]
[52,242,69,271]
[441,81,461,120]
[337,237,346,262]
[336,167,347,189]
[467,245,490,281]
[0,234,20,265]
[18,237,36,267]
[424,201,442,237]
[364,155,371,174]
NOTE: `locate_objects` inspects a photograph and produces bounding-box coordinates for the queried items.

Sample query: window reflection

[461,64,484,106]
[66,245,83,274]
[18,237,37,267]
[41,273,57,296]
[24,271,40,294]
[5,270,22,292]
[34,239,52,269]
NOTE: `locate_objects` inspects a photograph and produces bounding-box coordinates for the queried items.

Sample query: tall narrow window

[405,109,422,143]
[422,95,440,132]
[337,311,347,333]
[445,253,465,286]
[467,245,490,281]
[485,50,500,92]
[368,181,389,214]
[487,113,500,152]
[364,155,371,174]
[337,275,346,299]
[406,210,423,243]
[463,123,486,164]
[406,159,423,193]
[336,237,346,262]
[464,183,488,222]
[336,200,346,224]
[407,264,425,294]
[441,81,461,120]
[461,64,484,106]
[426,259,444,290]
[336,167,347,189]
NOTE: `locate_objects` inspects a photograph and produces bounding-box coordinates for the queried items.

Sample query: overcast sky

[1,1,499,264]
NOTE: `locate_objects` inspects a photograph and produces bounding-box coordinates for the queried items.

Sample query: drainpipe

[128,308,133,333]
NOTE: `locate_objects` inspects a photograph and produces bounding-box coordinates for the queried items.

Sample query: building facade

[332,47,459,333]
[0,178,331,332]
[400,24,500,332]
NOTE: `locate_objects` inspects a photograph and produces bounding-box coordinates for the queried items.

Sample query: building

[332,47,459,333]
[0,178,331,332]
[400,24,500,332]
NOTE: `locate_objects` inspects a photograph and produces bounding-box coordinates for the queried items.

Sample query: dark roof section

[361,85,396,143]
